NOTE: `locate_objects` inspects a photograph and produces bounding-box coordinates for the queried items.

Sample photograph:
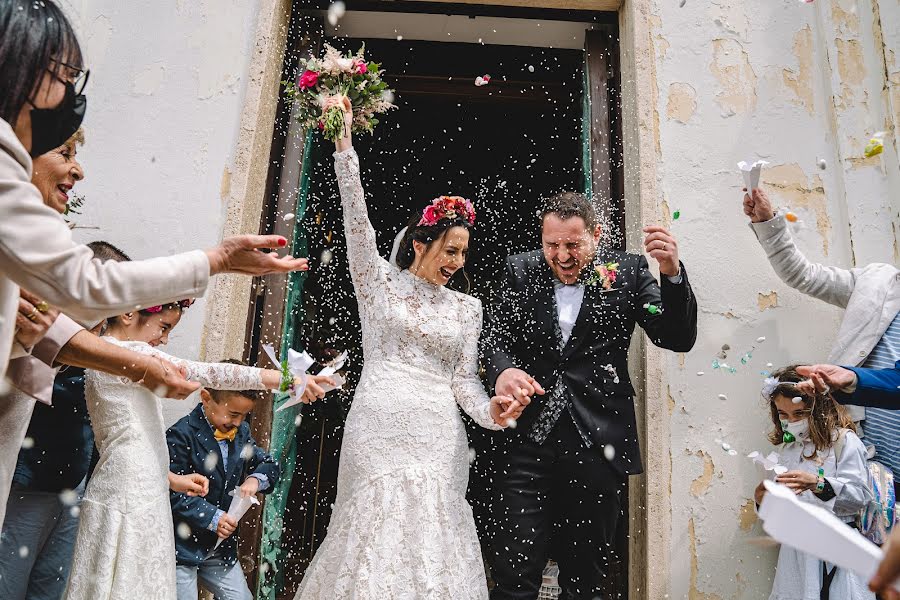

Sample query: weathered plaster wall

[62,0,261,424]
[648,0,899,597]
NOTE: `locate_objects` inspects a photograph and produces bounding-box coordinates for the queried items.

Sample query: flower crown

[142,299,194,314]
[418,196,476,227]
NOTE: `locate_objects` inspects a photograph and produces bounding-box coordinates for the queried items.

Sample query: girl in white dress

[754,366,875,600]
[64,301,332,600]
[294,101,520,599]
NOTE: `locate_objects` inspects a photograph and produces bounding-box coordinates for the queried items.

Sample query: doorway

[247,8,627,600]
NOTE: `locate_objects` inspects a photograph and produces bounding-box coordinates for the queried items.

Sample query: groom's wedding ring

[35,300,49,313]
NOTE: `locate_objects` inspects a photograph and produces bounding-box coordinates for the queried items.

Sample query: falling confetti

[505,418,517,429]
[527,65,535,72]
[672,210,681,220]
[785,212,799,223]
[326,1,346,26]
[474,75,491,87]
[728,449,738,456]
[697,371,705,376]
[240,444,254,460]
[468,447,476,464]
[320,249,334,266]
[864,132,885,158]
[756,336,766,343]
[717,394,728,401]
[177,522,192,540]
[59,489,79,506]
[69,506,80,518]
[21,436,34,449]
[603,444,616,461]
[721,442,732,451]
[282,212,295,222]
[817,158,827,170]
[679,0,686,6]
[792,396,803,404]
[18,546,29,559]
[204,451,219,473]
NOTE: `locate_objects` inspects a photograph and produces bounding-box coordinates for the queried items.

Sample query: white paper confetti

[240,444,254,460]
[756,337,766,343]
[177,522,192,540]
[204,451,219,472]
[21,436,34,449]
[59,489,79,506]
[326,1,346,26]
[603,444,616,461]
[792,396,803,404]
[717,394,728,401]
[18,546,29,558]
[282,212,295,222]
[505,418,517,429]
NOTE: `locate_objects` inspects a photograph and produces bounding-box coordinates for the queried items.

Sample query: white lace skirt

[294,361,489,600]
[64,469,176,600]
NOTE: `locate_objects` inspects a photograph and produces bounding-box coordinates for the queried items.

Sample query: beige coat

[0,118,210,383]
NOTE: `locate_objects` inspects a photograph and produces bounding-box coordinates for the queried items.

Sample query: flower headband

[418,196,476,227]
[142,299,194,314]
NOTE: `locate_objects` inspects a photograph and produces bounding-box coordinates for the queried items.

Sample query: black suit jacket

[167,404,280,567]
[481,249,698,476]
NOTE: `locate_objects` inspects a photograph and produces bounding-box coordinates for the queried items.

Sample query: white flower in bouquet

[284,42,396,141]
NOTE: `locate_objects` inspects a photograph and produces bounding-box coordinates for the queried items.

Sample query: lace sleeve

[131,344,266,392]
[334,147,389,297]
[452,299,502,431]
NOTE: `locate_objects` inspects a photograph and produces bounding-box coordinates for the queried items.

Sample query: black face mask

[28,80,86,158]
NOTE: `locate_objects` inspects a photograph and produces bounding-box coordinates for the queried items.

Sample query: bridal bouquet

[283,43,395,141]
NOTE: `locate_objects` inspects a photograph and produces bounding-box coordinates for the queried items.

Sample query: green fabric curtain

[581,64,593,198]
[257,130,315,600]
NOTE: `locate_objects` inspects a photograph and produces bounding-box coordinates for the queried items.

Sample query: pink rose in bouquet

[354,60,368,75]
[298,69,319,90]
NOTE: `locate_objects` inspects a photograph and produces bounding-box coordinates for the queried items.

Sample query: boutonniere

[585,262,619,289]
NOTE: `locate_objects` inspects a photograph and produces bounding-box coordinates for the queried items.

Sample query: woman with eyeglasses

[0,0,310,385]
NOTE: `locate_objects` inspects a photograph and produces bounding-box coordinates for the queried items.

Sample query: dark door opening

[270,36,625,599]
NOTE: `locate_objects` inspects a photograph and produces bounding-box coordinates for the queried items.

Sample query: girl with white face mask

[754,366,875,600]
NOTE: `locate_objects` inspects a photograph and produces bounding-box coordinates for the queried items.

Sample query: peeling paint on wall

[710,38,758,116]
[689,518,724,600]
[762,164,832,254]
[220,167,232,201]
[783,26,815,114]
[738,499,759,531]
[131,63,167,96]
[690,451,715,497]
[667,82,698,123]
[836,38,867,108]
[757,291,779,311]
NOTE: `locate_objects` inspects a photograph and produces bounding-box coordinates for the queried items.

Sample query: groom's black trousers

[489,416,625,600]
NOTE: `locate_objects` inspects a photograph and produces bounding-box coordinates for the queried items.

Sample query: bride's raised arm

[333,100,387,298]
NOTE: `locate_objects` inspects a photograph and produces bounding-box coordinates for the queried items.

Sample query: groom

[482,192,697,599]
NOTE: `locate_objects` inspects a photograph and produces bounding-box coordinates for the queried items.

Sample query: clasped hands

[491,368,547,427]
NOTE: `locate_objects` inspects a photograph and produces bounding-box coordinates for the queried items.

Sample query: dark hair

[766,365,855,457]
[207,359,267,403]
[0,0,83,125]
[87,241,130,263]
[395,213,472,292]
[540,191,598,231]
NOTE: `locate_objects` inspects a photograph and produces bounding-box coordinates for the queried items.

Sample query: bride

[294,100,520,599]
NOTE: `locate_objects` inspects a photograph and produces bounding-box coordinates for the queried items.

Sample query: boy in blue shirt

[167,363,280,600]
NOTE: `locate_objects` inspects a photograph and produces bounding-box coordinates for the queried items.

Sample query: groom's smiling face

[541,214,601,285]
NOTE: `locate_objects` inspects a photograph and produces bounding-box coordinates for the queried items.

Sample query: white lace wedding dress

[294,148,501,599]
[63,338,266,600]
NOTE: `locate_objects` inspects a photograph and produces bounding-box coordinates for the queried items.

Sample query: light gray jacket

[0,118,210,383]
[751,215,900,419]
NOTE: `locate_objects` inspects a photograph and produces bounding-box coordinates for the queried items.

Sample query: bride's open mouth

[439,267,454,279]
